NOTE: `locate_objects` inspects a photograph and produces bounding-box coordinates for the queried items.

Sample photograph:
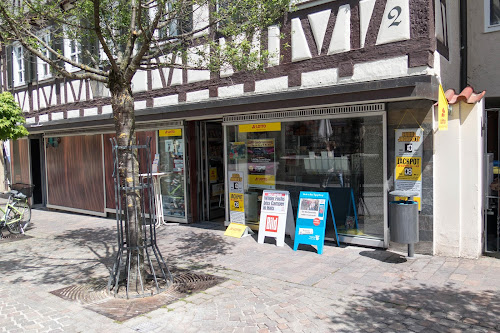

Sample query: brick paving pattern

[0,208,499,332]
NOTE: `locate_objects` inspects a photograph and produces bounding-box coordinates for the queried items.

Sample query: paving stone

[0,208,498,332]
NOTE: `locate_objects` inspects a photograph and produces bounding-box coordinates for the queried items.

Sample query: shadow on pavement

[359,250,408,264]
[0,227,117,286]
[325,284,500,332]
[157,226,232,271]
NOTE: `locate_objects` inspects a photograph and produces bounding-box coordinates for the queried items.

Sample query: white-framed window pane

[15,46,24,83]
[491,0,500,25]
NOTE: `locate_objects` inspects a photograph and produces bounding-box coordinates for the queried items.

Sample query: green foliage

[0,0,291,81]
[0,92,29,141]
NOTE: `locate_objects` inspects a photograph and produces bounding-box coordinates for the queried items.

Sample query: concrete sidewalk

[0,208,499,332]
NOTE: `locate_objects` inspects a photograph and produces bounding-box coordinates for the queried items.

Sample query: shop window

[485,0,500,32]
[226,115,385,240]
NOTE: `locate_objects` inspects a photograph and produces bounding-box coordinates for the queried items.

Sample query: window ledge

[484,24,500,33]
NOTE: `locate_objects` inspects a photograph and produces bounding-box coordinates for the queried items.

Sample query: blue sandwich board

[293,191,339,254]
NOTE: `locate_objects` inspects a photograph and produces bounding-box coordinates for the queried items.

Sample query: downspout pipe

[460,0,468,90]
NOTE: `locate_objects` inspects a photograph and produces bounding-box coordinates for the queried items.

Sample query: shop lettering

[230,175,242,182]
[396,157,420,166]
[265,215,279,232]
[398,131,420,142]
[252,124,267,129]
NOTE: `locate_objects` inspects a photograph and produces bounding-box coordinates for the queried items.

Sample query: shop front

[223,104,388,248]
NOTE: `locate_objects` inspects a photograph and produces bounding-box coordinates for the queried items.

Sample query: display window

[225,114,385,241]
[158,128,187,221]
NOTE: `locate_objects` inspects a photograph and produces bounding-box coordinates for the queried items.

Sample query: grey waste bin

[389,190,419,257]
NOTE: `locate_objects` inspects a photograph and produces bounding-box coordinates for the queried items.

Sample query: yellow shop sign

[239,122,281,133]
[159,128,182,137]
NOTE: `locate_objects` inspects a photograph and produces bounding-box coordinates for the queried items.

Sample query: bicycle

[0,183,34,236]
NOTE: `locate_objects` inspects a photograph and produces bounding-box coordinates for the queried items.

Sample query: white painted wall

[433,100,484,258]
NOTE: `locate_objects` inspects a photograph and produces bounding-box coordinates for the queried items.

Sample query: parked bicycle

[0,183,34,236]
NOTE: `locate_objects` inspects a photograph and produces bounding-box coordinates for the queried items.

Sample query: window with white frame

[38,33,51,80]
[485,0,500,32]
[13,45,25,86]
[64,39,81,71]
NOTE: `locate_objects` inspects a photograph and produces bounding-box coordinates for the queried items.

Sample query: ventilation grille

[223,103,385,123]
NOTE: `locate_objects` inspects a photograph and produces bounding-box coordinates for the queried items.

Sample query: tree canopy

[0,0,290,86]
[0,92,29,141]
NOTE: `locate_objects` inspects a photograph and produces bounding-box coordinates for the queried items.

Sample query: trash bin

[389,190,419,257]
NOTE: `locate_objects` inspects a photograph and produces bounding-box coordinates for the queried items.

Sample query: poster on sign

[258,190,295,247]
[228,171,245,223]
[395,128,423,210]
[293,191,339,254]
[247,139,276,189]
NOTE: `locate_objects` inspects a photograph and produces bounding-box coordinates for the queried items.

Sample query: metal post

[408,243,415,257]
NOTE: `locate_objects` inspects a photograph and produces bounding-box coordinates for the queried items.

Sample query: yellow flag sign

[438,84,448,130]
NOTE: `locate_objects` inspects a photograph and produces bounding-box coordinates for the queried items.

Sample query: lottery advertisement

[247,139,276,189]
[395,128,423,210]
[228,171,245,223]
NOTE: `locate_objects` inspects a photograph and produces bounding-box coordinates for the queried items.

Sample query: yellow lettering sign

[159,128,182,137]
[239,123,281,133]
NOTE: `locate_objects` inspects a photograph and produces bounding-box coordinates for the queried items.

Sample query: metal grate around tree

[108,137,173,298]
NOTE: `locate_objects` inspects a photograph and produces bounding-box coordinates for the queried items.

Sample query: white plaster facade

[433,100,484,258]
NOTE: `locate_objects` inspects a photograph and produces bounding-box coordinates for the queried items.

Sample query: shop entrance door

[200,121,225,221]
[484,109,500,257]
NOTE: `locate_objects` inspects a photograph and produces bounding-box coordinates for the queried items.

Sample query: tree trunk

[109,71,145,293]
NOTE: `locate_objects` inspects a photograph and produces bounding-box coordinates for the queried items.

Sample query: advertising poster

[228,171,245,223]
[395,128,423,210]
[298,198,326,220]
[247,139,276,189]
[229,142,246,161]
[293,192,337,254]
[257,190,295,247]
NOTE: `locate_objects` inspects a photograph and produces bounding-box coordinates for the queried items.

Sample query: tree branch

[93,0,119,73]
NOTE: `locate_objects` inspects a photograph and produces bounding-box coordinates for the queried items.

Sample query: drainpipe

[460,0,468,90]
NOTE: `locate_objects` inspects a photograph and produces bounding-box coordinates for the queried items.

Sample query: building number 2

[388,6,402,27]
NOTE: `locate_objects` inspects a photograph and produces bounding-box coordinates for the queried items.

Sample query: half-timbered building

[1,0,491,258]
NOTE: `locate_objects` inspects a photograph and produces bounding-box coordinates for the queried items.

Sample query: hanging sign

[247,139,276,189]
[438,84,449,131]
[239,122,281,132]
[293,192,339,255]
[159,128,182,137]
[228,171,245,223]
[257,190,295,247]
[395,128,423,210]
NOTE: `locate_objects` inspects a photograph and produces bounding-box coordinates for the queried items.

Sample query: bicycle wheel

[6,201,31,234]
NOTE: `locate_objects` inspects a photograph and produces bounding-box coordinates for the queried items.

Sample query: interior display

[158,129,187,221]
[225,116,384,239]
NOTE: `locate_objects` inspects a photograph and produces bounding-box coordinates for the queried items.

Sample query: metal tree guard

[108,137,173,298]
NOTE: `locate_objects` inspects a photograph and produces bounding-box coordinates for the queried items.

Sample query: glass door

[201,121,225,221]
[158,128,188,222]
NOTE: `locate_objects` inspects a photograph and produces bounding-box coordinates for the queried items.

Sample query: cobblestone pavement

[0,208,499,332]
